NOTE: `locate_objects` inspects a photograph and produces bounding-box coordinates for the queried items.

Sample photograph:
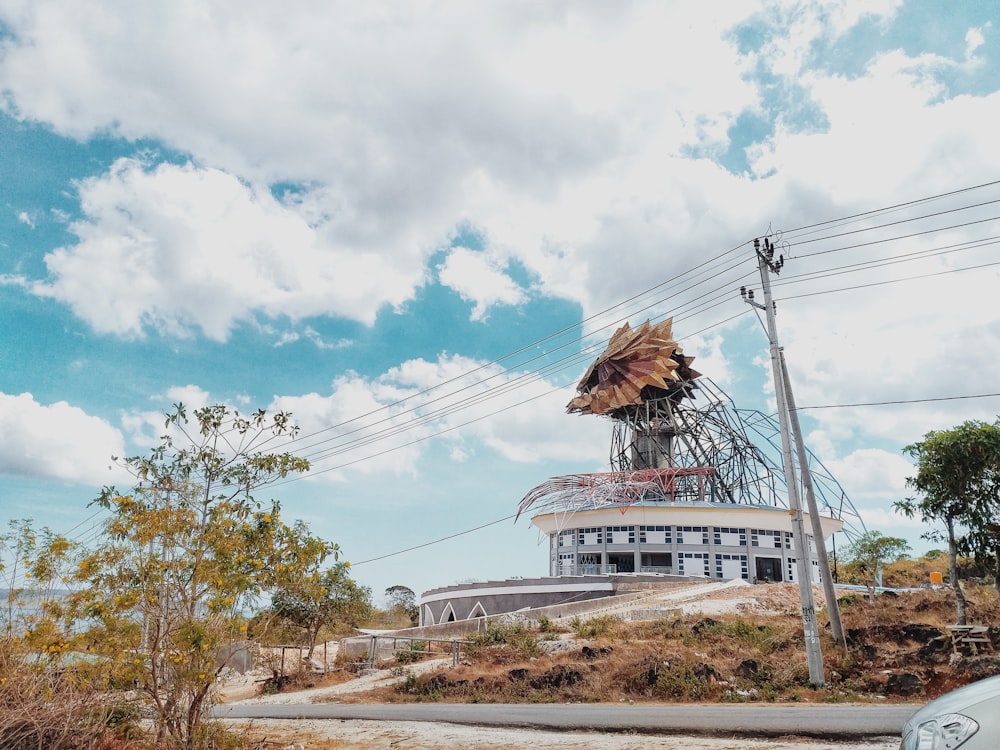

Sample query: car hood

[905,675,1000,730]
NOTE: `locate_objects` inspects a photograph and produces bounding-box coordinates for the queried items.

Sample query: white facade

[531,502,842,584]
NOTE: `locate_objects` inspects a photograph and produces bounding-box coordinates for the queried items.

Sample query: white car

[900,674,1000,749]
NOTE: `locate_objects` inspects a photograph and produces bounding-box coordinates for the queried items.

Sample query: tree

[0,521,113,748]
[271,562,373,656]
[895,419,1000,625]
[75,404,330,749]
[384,585,419,627]
[842,530,910,600]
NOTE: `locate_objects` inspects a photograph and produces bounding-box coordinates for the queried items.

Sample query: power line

[798,392,1000,410]
[40,179,1000,552]
[350,514,519,566]
[778,258,1000,302]
[280,181,1000,473]
[778,179,1000,237]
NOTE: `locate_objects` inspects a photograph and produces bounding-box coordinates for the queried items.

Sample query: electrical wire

[28,179,1000,557]
[797,392,1000,410]
[350,514,519,566]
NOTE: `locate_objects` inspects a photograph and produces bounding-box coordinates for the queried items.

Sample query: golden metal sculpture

[567,318,697,415]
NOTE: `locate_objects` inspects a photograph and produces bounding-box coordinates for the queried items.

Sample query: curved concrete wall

[533,502,841,582]
[418,574,692,626]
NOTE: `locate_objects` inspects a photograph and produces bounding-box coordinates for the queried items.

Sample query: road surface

[215,701,917,739]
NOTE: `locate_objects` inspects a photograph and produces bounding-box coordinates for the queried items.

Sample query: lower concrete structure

[419,573,694,626]
[418,502,842,626]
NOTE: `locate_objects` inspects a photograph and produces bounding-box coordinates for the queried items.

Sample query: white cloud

[965,25,987,58]
[32,159,425,338]
[819,447,913,502]
[274,327,352,351]
[3,2,994,341]
[163,385,211,410]
[0,2,766,330]
[0,274,28,288]
[0,392,129,485]
[268,353,609,481]
[437,247,526,321]
[1,0,999,543]
[855,504,932,547]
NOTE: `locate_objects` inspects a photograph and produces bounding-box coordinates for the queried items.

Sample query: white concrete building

[532,502,842,584]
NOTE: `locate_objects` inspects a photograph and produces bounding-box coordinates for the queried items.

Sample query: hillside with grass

[332,582,1000,707]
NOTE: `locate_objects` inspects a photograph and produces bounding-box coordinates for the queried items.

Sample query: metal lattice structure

[518,320,865,542]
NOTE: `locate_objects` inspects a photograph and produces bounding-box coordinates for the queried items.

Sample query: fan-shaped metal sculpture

[567,318,698,416]
[518,319,865,542]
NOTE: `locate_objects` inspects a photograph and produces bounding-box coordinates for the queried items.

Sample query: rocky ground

[217,580,955,749]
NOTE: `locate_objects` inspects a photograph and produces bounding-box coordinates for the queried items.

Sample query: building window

[558,531,575,547]
[677,526,709,545]
[605,525,636,545]
[578,527,603,546]
[639,525,671,544]
[713,527,747,546]
[679,552,710,577]
[715,553,749,580]
[751,529,782,549]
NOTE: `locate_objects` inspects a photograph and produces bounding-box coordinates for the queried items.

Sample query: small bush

[396,641,427,664]
[466,623,540,661]
[692,618,786,654]
[570,614,620,638]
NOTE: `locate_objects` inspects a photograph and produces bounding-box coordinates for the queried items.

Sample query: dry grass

[0,649,286,750]
[0,654,145,750]
[349,585,1000,707]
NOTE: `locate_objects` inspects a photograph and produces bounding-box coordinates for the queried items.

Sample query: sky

[1,0,999,605]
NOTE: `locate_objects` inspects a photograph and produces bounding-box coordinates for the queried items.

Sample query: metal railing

[364,635,469,669]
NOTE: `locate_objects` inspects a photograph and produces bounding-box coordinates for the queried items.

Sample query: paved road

[214,702,918,739]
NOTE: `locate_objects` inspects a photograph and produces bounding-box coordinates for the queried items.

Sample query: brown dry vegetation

[342,584,1000,707]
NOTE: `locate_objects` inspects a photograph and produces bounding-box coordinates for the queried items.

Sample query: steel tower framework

[518,323,865,542]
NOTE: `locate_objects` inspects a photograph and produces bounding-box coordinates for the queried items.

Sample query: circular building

[419,319,863,625]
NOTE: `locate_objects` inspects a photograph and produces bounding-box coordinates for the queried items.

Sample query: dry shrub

[0,656,130,750]
[465,622,541,663]
[569,614,622,639]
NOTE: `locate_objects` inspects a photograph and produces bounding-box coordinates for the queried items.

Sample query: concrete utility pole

[742,237,824,686]
[780,352,847,649]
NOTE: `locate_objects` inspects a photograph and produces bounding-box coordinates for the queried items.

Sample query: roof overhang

[530,502,844,538]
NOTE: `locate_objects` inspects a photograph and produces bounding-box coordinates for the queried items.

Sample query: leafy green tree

[76,404,328,749]
[842,530,910,600]
[384,584,419,627]
[895,419,1000,624]
[271,562,373,655]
